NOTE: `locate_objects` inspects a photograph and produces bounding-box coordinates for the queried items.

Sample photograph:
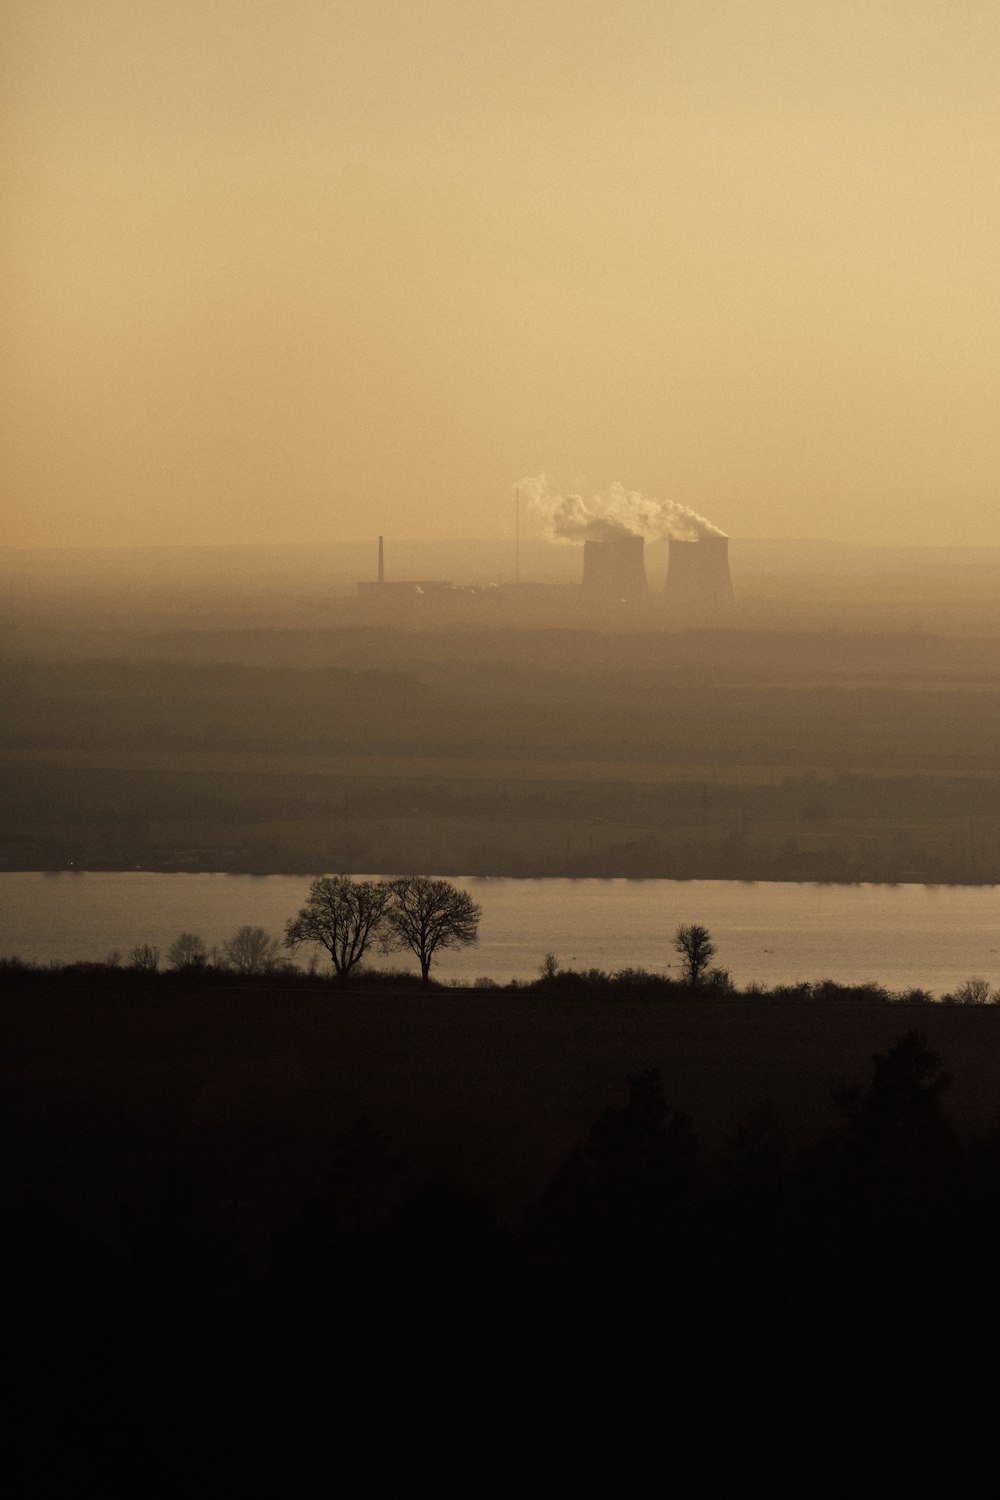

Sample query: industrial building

[357,531,734,620]
[664,535,734,608]
[581,535,648,600]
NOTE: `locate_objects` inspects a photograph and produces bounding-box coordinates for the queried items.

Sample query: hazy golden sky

[5,2,1000,549]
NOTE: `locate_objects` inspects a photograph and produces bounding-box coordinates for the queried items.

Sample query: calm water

[3,872,1000,994]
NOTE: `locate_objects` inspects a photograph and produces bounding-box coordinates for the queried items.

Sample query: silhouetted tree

[283,874,394,983]
[951,976,996,1005]
[533,1068,699,1251]
[834,1030,955,1173]
[128,943,159,972]
[673,923,716,990]
[166,932,209,970]
[386,877,482,985]
[223,925,281,975]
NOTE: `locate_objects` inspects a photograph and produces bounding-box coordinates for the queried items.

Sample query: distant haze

[7,2,1000,549]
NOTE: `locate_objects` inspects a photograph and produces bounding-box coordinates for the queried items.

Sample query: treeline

[7,1033,1000,1486]
[6,954,1000,1005]
[9,757,1000,884]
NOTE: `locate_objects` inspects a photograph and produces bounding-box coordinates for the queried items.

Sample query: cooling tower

[664,536,734,608]
[581,535,648,600]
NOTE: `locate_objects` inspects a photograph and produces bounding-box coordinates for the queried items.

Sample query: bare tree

[166,932,209,970]
[539,952,560,981]
[283,875,394,984]
[952,976,996,1006]
[129,943,160,973]
[223,925,281,976]
[386,877,482,986]
[673,924,716,991]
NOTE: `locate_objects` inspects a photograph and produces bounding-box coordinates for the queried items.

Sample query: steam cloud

[517,474,726,543]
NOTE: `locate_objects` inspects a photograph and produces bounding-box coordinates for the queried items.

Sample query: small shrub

[581,968,612,986]
[953,976,994,1006]
[348,965,428,989]
[769,982,813,1003]
[128,943,160,973]
[852,982,891,1004]
[222,926,281,976]
[166,932,209,971]
[610,966,662,987]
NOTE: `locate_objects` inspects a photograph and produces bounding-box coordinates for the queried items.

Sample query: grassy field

[9,625,1000,879]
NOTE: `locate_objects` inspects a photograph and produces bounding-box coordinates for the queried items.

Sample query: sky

[5,1,1000,550]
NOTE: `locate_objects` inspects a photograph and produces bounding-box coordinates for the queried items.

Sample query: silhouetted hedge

[2,954,997,1001]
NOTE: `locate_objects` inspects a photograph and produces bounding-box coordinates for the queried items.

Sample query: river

[3,872,1000,993]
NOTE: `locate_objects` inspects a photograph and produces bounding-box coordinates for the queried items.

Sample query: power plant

[581,535,648,600]
[664,535,734,609]
[357,529,734,620]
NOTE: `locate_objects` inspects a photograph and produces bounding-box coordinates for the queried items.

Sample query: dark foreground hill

[8,979,1000,1209]
[6,978,1000,1489]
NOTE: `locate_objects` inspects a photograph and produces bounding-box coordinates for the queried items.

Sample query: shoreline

[5,864,1000,889]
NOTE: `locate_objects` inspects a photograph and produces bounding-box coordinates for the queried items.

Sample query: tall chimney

[377,535,384,584]
[664,535,734,609]
[581,535,648,600]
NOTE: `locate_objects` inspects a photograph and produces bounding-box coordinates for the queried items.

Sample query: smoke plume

[517,474,726,543]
